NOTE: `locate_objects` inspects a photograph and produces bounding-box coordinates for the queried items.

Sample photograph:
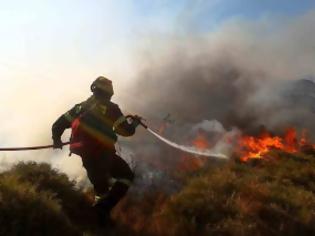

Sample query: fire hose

[0,142,71,151]
[0,116,145,152]
[0,116,227,159]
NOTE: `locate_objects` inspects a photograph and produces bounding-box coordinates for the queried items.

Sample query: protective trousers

[81,150,134,215]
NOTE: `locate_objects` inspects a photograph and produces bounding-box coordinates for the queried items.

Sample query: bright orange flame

[176,132,209,172]
[192,133,209,150]
[239,127,314,161]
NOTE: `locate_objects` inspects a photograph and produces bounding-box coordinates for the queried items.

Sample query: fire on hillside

[238,128,315,161]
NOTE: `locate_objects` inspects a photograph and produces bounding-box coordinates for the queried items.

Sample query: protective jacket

[52,95,136,156]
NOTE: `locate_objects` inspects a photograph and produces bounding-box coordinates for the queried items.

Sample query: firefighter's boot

[93,182,129,228]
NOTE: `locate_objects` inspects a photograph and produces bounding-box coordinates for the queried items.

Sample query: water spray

[146,128,228,159]
[127,116,228,159]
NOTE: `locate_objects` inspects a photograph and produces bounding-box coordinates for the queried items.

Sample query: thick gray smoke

[124,11,315,138]
[113,11,315,187]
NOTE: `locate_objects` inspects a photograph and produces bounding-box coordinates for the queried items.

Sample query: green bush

[0,162,96,235]
[4,162,94,228]
[0,174,77,235]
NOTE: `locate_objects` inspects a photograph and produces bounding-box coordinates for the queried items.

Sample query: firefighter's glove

[53,138,63,149]
[132,115,142,127]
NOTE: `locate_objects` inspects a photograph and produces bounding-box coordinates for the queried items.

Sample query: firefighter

[52,76,140,226]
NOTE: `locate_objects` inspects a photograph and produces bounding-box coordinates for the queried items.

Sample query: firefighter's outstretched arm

[52,103,84,148]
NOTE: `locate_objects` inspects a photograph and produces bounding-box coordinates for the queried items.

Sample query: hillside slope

[114,151,315,236]
[1,151,315,236]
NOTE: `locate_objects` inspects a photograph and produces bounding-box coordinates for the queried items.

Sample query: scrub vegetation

[1,150,315,235]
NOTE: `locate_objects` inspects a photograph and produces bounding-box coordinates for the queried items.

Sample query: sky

[0,0,314,179]
[0,0,314,73]
[0,0,313,79]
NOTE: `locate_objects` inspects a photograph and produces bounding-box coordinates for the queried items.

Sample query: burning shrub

[238,127,315,161]
[113,190,169,236]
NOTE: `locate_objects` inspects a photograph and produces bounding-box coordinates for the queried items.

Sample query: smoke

[105,11,315,185]
[125,10,315,137]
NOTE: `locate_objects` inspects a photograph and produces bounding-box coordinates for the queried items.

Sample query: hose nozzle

[126,115,148,129]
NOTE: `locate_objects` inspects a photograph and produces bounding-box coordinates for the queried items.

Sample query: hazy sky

[0,0,313,79]
[0,0,314,179]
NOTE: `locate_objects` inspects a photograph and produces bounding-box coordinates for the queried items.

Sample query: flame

[177,132,209,172]
[239,127,315,161]
[192,133,209,150]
